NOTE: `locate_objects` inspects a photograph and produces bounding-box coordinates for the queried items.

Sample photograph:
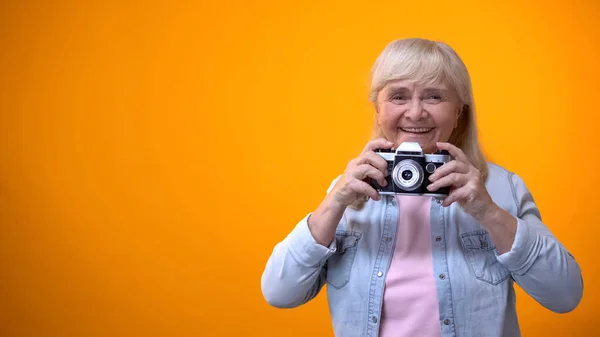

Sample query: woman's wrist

[308,195,347,247]
[479,203,518,254]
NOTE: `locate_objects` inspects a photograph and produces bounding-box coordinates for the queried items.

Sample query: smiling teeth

[401,128,432,132]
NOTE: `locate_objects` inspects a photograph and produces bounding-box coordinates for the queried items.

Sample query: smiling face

[375,79,463,154]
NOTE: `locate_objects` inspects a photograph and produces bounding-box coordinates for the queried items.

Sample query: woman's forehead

[383,79,450,91]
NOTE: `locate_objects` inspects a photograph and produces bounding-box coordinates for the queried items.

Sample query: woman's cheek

[383,112,400,129]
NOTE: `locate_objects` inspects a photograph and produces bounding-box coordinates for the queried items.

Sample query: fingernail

[387,140,393,145]
[427,184,434,191]
[429,174,435,181]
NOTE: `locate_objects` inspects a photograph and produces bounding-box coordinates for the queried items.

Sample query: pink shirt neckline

[379,195,442,337]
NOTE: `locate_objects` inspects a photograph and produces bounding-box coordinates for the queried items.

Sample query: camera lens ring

[392,159,424,191]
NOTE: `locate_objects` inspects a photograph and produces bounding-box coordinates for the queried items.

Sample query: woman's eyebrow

[386,86,449,94]
[422,87,449,92]
[386,86,410,93]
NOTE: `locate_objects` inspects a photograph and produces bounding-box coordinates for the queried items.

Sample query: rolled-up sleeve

[261,177,342,308]
[261,213,337,308]
[496,172,583,313]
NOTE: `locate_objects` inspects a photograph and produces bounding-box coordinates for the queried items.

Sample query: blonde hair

[369,38,488,180]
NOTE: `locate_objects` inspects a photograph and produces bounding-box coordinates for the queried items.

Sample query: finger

[363,138,394,154]
[353,164,387,186]
[357,151,390,176]
[429,160,469,181]
[441,187,469,207]
[436,142,471,165]
[427,172,469,191]
[348,179,381,201]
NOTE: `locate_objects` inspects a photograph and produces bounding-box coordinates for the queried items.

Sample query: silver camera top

[379,142,451,162]
[396,141,424,154]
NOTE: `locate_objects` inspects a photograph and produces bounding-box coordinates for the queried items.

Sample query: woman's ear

[454,107,461,129]
[455,104,467,129]
[374,103,381,125]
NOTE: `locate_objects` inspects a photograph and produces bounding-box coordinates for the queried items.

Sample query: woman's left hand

[426,142,499,222]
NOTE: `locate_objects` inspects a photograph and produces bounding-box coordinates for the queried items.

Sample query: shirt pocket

[460,230,511,286]
[326,231,361,289]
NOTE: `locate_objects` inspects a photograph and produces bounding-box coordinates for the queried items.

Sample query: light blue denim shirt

[261,163,583,337]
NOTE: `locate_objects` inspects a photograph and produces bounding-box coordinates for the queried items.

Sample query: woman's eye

[391,96,407,103]
[425,95,442,102]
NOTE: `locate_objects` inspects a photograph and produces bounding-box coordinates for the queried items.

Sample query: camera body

[370,142,452,198]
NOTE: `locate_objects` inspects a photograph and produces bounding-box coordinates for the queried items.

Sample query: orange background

[1,0,598,336]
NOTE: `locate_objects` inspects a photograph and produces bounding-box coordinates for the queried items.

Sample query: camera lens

[392,159,424,191]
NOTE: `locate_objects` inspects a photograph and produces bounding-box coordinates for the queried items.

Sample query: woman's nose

[405,100,426,120]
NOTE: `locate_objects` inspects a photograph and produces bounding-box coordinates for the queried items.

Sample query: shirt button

[372,316,378,323]
[377,271,383,277]
[385,237,392,242]
[435,236,442,242]
[439,274,446,280]
[443,319,450,325]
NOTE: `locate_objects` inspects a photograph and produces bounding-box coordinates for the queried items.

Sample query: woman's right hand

[329,138,393,207]
[307,138,394,246]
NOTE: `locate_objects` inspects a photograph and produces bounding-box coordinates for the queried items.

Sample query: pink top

[379,195,442,337]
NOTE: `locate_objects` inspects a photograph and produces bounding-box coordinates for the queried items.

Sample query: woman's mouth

[399,127,434,134]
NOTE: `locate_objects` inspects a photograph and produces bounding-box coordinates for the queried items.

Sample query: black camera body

[370,142,452,198]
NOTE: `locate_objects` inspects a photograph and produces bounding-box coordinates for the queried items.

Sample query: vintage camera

[370,142,452,198]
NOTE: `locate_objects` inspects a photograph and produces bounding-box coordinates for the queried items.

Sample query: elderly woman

[260,38,583,337]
